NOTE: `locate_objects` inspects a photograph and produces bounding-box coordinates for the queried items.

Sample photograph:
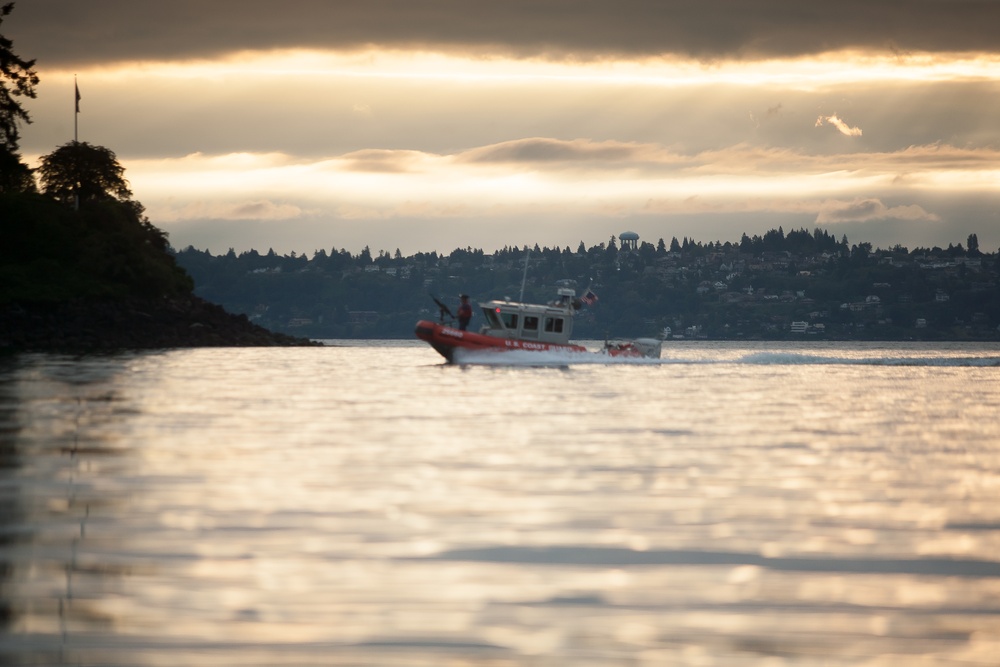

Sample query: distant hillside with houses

[173,228,1000,341]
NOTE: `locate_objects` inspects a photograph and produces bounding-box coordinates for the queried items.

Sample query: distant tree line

[173,228,1000,341]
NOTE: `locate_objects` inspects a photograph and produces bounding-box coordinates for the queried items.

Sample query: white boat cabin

[478,288,577,345]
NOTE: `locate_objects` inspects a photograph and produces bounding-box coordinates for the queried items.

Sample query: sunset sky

[11,0,1000,255]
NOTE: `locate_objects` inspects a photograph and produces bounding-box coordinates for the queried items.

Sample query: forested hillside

[2,192,193,302]
[0,192,316,351]
[174,229,1000,341]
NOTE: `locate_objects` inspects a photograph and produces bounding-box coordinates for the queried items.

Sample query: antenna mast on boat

[519,248,531,302]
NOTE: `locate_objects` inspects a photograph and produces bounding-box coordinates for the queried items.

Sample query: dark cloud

[815,198,939,224]
[10,0,1000,67]
[458,138,644,163]
[341,149,424,173]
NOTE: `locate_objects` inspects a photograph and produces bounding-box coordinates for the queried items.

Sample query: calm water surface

[2,341,1000,666]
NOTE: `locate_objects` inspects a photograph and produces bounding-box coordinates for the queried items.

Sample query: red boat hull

[415,320,587,362]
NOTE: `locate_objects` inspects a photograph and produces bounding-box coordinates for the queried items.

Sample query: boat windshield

[483,308,502,328]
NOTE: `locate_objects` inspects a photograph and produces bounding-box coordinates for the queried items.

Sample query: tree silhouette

[0,2,39,191]
[0,2,37,149]
[0,142,33,192]
[37,141,133,205]
[967,233,980,256]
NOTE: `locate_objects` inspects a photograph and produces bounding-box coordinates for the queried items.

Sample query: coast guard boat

[414,288,661,363]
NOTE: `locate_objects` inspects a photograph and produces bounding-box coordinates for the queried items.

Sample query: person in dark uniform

[457,294,473,330]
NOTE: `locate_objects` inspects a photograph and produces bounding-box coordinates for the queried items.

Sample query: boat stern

[604,337,662,359]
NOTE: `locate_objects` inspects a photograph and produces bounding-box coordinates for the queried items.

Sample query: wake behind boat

[415,288,661,363]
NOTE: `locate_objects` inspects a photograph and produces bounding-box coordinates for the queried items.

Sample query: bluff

[1,193,315,353]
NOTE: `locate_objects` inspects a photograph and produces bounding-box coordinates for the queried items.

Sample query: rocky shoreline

[1,296,320,354]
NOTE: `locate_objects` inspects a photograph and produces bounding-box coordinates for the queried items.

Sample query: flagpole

[74,75,79,210]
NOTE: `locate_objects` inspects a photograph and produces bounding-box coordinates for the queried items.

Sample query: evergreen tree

[0,3,37,150]
[968,233,980,256]
[0,143,33,192]
[605,235,618,262]
[0,2,39,190]
[762,227,785,251]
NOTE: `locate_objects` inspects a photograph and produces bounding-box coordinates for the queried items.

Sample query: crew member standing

[457,294,473,330]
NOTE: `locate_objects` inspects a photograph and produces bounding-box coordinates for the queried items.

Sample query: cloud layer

[8,2,1000,254]
[124,139,986,232]
[14,0,1000,67]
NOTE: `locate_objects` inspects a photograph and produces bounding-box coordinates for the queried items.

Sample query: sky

[9,0,1000,256]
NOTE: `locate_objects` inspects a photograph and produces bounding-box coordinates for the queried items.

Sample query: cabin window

[483,308,502,328]
[544,317,564,333]
[501,313,519,329]
[523,316,539,331]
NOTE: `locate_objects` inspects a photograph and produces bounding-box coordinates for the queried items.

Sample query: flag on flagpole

[75,81,81,113]
[580,289,598,305]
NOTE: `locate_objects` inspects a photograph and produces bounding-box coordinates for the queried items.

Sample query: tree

[739,233,752,253]
[357,245,372,265]
[967,233,980,256]
[605,235,618,261]
[762,227,785,251]
[0,142,33,192]
[37,141,133,205]
[0,2,39,191]
[638,241,656,263]
[0,2,37,150]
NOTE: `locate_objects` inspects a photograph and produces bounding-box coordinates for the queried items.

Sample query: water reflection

[0,354,143,663]
[0,344,999,665]
[0,359,21,638]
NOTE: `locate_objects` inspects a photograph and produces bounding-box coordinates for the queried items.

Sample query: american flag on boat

[580,289,598,305]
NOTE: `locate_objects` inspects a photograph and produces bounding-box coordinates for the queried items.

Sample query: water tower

[620,231,639,251]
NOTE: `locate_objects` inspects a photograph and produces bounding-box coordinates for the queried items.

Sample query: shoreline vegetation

[6,185,1000,352]
[1,192,316,354]
[3,190,998,352]
[174,231,1000,343]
